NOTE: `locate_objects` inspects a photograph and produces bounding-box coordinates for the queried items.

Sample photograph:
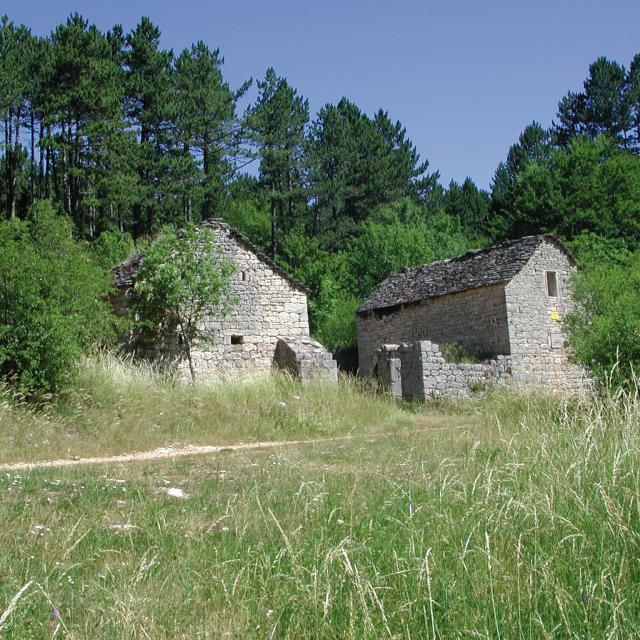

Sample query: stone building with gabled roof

[112,219,337,383]
[357,235,586,397]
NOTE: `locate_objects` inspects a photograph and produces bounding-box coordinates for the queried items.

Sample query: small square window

[231,335,244,345]
[546,271,558,297]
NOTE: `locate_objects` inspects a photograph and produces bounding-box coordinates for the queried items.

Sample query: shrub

[91,228,135,269]
[565,248,640,387]
[132,224,235,381]
[0,201,116,392]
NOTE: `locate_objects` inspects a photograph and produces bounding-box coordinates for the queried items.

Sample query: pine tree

[306,99,433,249]
[173,42,249,224]
[47,14,125,235]
[246,68,308,257]
[124,17,173,235]
[0,16,31,218]
[490,122,553,238]
[555,57,631,147]
[444,178,491,237]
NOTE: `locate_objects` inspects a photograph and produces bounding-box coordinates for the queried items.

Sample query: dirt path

[0,425,471,472]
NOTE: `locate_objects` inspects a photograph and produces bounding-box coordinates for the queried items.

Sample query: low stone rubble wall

[376,344,403,397]
[376,340,512,400]
[274,337,338,385]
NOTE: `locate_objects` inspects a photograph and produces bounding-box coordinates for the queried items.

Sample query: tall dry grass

[0,350,413,463]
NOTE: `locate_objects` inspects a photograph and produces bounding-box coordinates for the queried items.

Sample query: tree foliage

[555,57,633,147]
[498,136,640,244]
[132,224,235,381]
[0,201,115,391]
[566,247,640,388]
[306,98,436,250]
[347,199,471,298]
[246,68,308,258]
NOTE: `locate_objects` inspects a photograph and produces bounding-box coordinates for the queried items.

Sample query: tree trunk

[38,121,45,199]
[270,192,277,259]
[30,111,36,202]
[5,114,15,219]
[203,144,211,219]
[181,328,196,382]
[44,125,51,197]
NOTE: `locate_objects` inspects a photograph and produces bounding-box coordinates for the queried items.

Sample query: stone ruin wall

[377,341,512,400]
[504,242,587,391]
[369,241,589,399]
[113,225,337,382]
[191,226,310,376]
[357,284,510,377]
[273,337,338,385]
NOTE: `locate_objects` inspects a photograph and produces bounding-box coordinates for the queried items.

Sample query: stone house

[356,235,587,398]
[112,219,337,383]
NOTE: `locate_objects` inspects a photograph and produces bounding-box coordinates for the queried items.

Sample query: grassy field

[1,358,639,638]
[0,353,423,464]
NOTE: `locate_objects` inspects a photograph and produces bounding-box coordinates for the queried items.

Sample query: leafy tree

[277,235,356,351]
[91,227,135,269]
[566,248,640,388]
[312,280,360,353]
[0,201,115,391]
[132,224,235,381]
[246,68,308,257]
[223,175,271,253]
[566,231,632,267]
[503,136,640,243]
[347,201,471,298]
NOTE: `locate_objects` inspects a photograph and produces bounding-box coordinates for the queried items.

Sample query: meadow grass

[0,352,423,464]
[0,379,638,638]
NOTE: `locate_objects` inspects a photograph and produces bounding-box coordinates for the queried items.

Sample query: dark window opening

[231,335,244,345]
[546,271,558,297]
[241,271,247,281]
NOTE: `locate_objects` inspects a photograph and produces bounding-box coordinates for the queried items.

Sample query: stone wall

[376,341,512,400]
[375,344,402,397]
[504,241,587,390]
[191,224,309,376]
[273,337,338,385]
[114,222,335,380]
[357,284,510,376]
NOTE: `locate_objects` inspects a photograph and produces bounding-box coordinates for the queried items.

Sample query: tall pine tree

[246,68,308,257]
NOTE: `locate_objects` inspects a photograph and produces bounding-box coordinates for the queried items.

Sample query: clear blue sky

[4,0,640,189]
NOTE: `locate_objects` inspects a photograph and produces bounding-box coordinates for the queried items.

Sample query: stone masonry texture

[112,219,336,383]
[358,236,588,398]
[377,341,512,400]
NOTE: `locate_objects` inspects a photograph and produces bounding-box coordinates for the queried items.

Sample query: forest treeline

[1,13,640,389]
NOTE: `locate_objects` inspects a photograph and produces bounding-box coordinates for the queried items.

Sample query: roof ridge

[358,234,571,315]
[113,219,308,294]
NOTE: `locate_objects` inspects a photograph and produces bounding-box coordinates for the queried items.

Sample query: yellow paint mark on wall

[550,311,560,321]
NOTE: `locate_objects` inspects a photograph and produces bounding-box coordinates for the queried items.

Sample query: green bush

[132,224,235,381]
[313,290,360,352]
[566,248,640,387]
[91,228,135,269]
[347,202,471,298]
[0,201,116,392]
